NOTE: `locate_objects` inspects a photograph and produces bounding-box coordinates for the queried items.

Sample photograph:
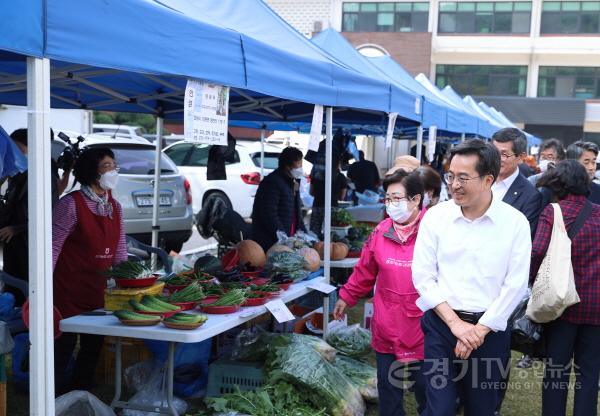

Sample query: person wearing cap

[385,155,421,176]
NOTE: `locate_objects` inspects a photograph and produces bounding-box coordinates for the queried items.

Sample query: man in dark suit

[492,128,543,236]
[491,128,543,415]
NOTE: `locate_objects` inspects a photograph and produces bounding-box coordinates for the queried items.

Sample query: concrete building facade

[266,0,600,144]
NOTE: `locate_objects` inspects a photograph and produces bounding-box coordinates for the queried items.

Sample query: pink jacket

[339,210,426,362]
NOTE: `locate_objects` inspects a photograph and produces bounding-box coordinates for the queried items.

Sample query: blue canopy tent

[440,86,497,138]
[477,102,542,147]
[0,0,434,411]
[0,125,27,178]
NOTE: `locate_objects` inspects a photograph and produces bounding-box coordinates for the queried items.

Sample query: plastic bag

[233,330,336,363]
[325,322,372,358]
[334,356,378,402]
[275,230,318,250]
[355,190,380,205]
[266,335,365,416]
[143,339,212,398]
[509,296,543,355]
[55,390,116,416]
[121,364,188,416]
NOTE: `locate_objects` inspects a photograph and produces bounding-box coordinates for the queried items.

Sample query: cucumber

[129,299,161,313]
[141,296,180,312]
[114,310,159,321]
[164,314,206,324]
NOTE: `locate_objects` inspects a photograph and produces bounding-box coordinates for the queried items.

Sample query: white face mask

[423,192,432,208]
[538,159,552,173]
[291,167,304,179]
[99,169,119,190]
[386,200,414,223]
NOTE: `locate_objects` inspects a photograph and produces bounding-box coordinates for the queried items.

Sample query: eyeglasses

[384,193,412,206]
[444,173,484,187]
[499,152,517,160]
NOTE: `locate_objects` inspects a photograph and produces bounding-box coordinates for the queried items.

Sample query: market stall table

[320,257,359,269]
[60,276,327,415]
[345,204,385,223]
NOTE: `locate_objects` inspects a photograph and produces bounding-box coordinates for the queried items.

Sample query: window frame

[541,1,600,34]
[537,66,600,98]
[435,64,528,96]
[342,2,430,32]
[438,1,532,34]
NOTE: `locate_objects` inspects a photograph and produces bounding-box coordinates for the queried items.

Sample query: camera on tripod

[56,131,84,171]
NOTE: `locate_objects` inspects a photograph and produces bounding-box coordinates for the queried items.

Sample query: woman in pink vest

[334,169,430,416]
[52,147,127,394]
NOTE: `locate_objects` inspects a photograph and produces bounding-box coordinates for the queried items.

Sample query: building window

[438,2,532,34]
[541,1,600,34]
[342,2,429,32]
[435,65,528,96]
[538,66,600,98]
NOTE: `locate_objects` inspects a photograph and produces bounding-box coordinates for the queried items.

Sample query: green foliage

[93,111,158,133]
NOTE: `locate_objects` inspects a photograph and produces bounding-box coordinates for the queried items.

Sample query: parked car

[92,124,148,140]
[163,140,282,218]
[54,133,193,252]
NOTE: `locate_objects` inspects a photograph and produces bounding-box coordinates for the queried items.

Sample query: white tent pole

[416,126,424,163]
[151,116,164,263]
[27,56,55,415]
[323,107,333,335]
[260,128,265,179]
[461,132,466,142]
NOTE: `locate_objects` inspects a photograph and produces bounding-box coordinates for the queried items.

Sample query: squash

[266,244,293,257]
[313,241,325,259]
[312,241,348,261]
[331,242,349,260]
[297,247,321,272]
[236,240,266,268]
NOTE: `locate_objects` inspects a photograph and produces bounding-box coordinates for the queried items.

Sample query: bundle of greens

[165,282,205,303]
[266,252,308,282]
[334,356,378,402]
[209,289,246,306]
[325,324,372,359]
[331,208,353,227]
[104,260,154,280]
[203,384,326,416]
[266,336,365,416]
[234,332,336,363]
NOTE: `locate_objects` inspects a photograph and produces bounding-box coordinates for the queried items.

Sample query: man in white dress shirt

[412,139,531,416]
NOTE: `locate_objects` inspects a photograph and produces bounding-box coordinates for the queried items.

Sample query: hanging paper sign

[428,125,437,163]
[415,97,422,115]
[184,80,229,145]
[308,104,324,152]
[385,112,398,149]
[308,281,336,294]
[265,299,295,323]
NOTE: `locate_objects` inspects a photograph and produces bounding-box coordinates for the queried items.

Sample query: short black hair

[73,147,115,186]
[382,169,425,210]
[415,166,442,198]
[358,150,365,160]
[566,140,599,160]
[449,139,501,183]
[492,127,527,155]
[10,128,27,147]
[537,159,590,199]
[278,146,303,169]
[538,138,565,161]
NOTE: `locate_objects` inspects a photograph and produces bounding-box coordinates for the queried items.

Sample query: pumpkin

[266,244,293,257]
[236,240,266,268]
[297,247,321,272]
[331,242,349,260]
[313,241,348,261]
[313,241,325,259]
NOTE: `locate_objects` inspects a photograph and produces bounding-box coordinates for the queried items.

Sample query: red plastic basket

[115,276,158,288]
[221,249,239,271]
[277,282,293,291]
[170,301,198,311]
[241,268,263,279]
[200,304,241,314]
[242,297,269,307]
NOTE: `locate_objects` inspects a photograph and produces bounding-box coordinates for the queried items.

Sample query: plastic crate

[206,359,264,397]
[103,282,165,311]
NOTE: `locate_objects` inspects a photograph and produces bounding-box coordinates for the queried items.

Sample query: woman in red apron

[52,147,127,394]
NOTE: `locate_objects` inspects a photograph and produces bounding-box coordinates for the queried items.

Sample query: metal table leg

[110,337,122,409]
[166,341,178,415]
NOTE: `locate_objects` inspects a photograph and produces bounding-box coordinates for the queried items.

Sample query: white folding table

[60,276,326,415]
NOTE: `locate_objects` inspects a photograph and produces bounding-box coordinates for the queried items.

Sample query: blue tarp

[0,126,27,178]
[366,55,449,130]
[0,0,417,124]
[310,29,422,126]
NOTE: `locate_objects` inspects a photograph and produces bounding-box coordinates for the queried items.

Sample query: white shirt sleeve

[478,216,531,332]
[412,210,446,311]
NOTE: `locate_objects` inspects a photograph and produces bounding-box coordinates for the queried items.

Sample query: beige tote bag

[526,203,580,323]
